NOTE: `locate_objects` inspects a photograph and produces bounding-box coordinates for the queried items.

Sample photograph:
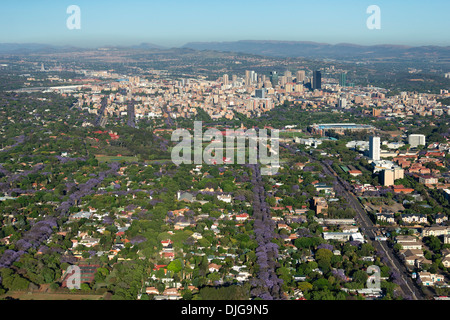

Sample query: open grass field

[95,154,139,163]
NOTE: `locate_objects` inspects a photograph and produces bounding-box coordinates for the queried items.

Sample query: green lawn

[95,155,138,163]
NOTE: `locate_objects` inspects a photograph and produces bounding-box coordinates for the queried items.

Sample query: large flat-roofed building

[309,123,376,136]
[409,134,426,148]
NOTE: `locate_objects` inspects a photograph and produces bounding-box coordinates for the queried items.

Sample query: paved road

[280,143,424,300]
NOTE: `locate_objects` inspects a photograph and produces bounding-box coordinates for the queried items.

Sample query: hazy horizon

[1,39,450,51]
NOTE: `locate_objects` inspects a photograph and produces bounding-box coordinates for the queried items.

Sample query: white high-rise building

[369,136,381,161]
[223,74,229,86]
[408,134,426,148]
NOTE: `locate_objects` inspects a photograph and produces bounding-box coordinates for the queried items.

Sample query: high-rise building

[339,73,347,87]
[223,74,229,86]
[251,71,257,84]
[408,134,426,148]
[338,98,347,108]
[296,70,305,83]
[245,70,251,86]
[270,71,278,87]
[369,136,381,161]
[312,71,322,90]
[284,70,292,82]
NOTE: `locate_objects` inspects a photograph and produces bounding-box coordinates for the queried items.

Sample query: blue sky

[0,0,448,48]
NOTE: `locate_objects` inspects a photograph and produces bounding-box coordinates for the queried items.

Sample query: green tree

[167,259,183,274]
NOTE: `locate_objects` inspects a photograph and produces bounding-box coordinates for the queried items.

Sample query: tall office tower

[312,71,322,90]
[408,134,426,148]
[339,73,347,87]
[280,76,287,86]
[223,74,229,86]
[251,71,257,84]
[296,70,305,83]
[369,136,381,161]
[284,70,292,82]
[232,74,237,83]
[270,71,278,87]
[245,70,251,85]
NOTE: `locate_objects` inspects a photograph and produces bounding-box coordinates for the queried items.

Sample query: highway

[280,143,424,300]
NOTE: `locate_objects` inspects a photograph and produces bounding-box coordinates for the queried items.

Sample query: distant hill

[182,40,450,61]
[0,42,170,54]
[129,43,167,50]
[0,43,85,54]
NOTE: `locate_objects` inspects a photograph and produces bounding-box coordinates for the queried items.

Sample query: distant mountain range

[182,40,450,61]
[0,43,85,54]
[1,41,449,63]
[0,42,167,54]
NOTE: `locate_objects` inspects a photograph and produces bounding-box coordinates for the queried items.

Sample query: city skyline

[1,0,449,48]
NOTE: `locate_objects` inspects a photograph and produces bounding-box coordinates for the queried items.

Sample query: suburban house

[441,256,450,268]
[217,194,232,203]
[377,213,395,224]
[68,211,93,221]
[208,263,222,273]
[235,213,250,221]
[401,214,427,225]
[146,287,160,295]
[177,191,195,203]
[313,183,335,196]
[422,226,450,237]
[395,235,423,250]
[161,239,173,247]
[435,214,448,224]
[418,272,445,286]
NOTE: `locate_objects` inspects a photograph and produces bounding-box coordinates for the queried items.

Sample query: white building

[369,136,381,161]
[408,134,426,148]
